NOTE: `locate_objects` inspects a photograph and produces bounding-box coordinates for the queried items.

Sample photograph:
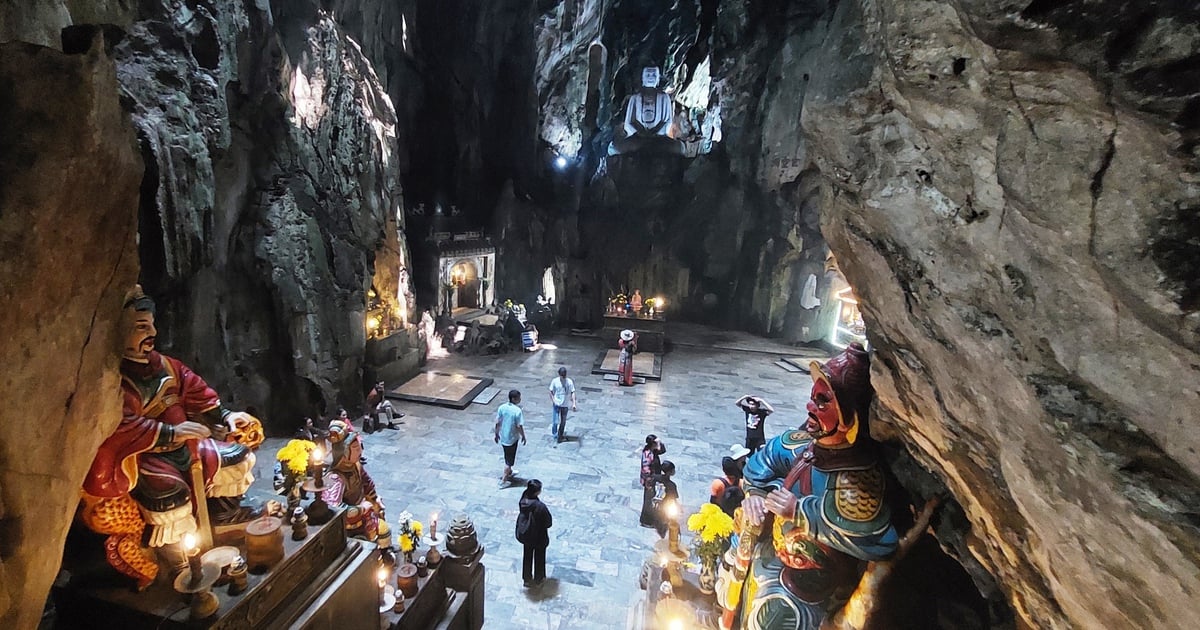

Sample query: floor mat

[590,350,662,381]
[389,372,495,409]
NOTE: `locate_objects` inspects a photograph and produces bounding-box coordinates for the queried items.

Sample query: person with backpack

[515,479,553,587]
[709,456,745,518]
[639,434,666,527]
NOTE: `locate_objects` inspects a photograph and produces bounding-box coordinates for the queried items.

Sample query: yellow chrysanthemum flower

[276,439,317,477]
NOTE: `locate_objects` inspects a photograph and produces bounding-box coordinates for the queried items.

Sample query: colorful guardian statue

[722,342,898,630]
[80,286,263,588]
[321,419,388,544]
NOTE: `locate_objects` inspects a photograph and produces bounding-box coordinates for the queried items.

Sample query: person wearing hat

[617,329,638,386]
[734,394,775,452]
[723,342,898,630]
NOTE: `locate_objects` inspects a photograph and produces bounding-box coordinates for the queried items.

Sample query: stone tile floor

[258,330,817,629]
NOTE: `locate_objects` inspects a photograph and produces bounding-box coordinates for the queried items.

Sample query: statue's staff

[187,439,215,549]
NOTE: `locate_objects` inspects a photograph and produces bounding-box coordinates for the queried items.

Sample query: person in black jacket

[517,479,553,587]
[639,434,666,527]
[653,460,680,539]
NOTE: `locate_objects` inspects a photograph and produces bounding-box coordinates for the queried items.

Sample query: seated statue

[80,287,264,589]
[321,420,388,544]
[720,342,898,630]
[609,66,684,156]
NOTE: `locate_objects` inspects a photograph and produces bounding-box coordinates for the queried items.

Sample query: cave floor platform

[257,327,814,629]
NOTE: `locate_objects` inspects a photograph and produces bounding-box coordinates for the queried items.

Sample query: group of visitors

[494,366,579,587]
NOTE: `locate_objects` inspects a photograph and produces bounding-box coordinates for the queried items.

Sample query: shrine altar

[601,312,667,352]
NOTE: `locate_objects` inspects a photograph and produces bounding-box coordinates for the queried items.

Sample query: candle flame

[312,446,324,461]
[377,567,389,583]
[183,532,197,551]
[665,501,679,518]
[668,619,684,630]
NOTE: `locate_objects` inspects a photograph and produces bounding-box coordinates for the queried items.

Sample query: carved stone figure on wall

[610,66,684,156]
[79,287,264,588]
[722,342,898,630]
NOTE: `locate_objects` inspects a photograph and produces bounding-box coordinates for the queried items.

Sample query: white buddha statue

[610,66,683,156]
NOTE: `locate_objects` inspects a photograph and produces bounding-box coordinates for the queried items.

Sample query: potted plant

[686,503,735,594]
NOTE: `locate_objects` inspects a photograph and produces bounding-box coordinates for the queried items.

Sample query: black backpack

[713,478,745,517]
[515,511,532,544]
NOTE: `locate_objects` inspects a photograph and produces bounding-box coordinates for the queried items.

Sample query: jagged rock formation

[114,0,411,429]
[1,0,1198,626]
[529,0,1200,627]
[807,1,1200,626]
[0,34,141,629]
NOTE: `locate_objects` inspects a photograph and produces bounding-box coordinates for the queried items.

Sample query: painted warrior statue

[720,342,898,630]
[80,287,264,588]
[321,419,388,544]
[610,66,684,156]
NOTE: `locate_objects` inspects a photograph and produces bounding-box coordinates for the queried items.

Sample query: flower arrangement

[686,503,735,565]
[609,293,628,306]
[395,511,425,554]
[277,439,317,477]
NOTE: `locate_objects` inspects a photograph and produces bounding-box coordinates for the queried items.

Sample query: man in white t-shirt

[548,367,577,443]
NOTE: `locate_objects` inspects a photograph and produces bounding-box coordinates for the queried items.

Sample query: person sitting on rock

[365,381,402,431]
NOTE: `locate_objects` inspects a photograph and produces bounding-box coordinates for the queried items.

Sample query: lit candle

[310,446,325,488]
[183,533,202,585]
[430,513,438,540]
[665,501,681,554]
[377,566,389,607]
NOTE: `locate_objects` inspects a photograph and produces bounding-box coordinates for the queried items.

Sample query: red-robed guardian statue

[79,286,264,588]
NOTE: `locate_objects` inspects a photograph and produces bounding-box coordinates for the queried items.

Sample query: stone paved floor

[259,330,816,630]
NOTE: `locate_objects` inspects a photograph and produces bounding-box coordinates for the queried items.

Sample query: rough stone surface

[0,38,141,629]
[800,1,1200,627]
[112,0,411,428]
[529,0,1200,626]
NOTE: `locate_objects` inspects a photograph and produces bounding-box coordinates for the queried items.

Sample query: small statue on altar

[609,66,684,156]
[721,342,898,630]
[321,420,389,545]
[618,329,638,386]
[80,286,264,589]
[630,289,643,315]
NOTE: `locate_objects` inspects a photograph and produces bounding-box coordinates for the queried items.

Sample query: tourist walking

[548,366,578,442]
[734,395,774,452]
[494,389,527,488]
[516,479,553,587]
[639,434,666,527]
[652,460,679,539]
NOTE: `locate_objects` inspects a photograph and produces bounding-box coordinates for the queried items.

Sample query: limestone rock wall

[800,1,1200,627]
[531,0,1200,626]
[112,0,410,428]
[0,37,141,629]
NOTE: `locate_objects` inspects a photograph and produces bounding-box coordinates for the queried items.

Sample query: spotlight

[554,156,568,170]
